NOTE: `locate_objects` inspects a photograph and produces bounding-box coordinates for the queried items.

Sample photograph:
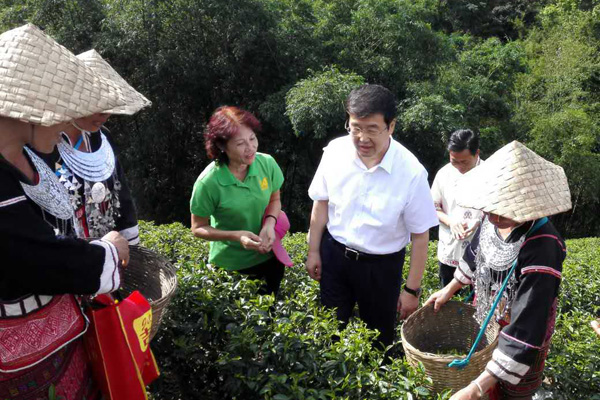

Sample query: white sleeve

[119,225,140,245]
[308,149,329,201]
[90,239,122,295]
[430,170,444,212]
[454,262,473,285]
[402,169,440,234]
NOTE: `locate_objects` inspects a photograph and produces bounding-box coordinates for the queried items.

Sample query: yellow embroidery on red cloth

[133,310,152,352]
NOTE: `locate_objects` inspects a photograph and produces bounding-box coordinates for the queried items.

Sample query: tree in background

[0,0,598,237]
[399,36,527,174]
[433,0,549,40]
[286,67,364,139]
[513,1,600,237]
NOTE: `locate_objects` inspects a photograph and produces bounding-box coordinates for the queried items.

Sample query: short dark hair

[448,129,479,155]
[204,106,262,165]
[345,84,397,126]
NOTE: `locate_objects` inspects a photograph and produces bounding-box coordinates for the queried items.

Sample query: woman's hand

[592,319,600,337]
[424,286,453,312]
[102,231,130,267]
[449,383,482,400]
[238,231,263,252]
[258,224,276,253]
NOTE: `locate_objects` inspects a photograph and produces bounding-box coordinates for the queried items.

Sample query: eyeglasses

[345,120,389,138]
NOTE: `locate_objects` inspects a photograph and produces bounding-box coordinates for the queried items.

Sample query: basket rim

[400,302,500,361]
[122,245,178,305]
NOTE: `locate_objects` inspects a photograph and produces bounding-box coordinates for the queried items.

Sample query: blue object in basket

[448,217,548,369]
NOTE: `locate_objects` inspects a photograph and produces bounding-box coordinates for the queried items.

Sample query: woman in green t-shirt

[190,106,287,295]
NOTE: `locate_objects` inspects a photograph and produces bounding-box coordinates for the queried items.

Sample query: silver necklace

[20,147,73,221]
[477,220,524,271]
[57,132,116,182]
[473,219,525,324]
[55,132,122,238]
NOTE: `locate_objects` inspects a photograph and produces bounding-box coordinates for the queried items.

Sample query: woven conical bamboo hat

[0,24,127,126]
[77,49,151,115]
[456,141,572,223]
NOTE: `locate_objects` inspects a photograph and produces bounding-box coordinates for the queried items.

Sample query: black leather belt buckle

[344,247,360,261]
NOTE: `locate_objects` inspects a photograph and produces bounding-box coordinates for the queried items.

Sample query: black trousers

[320,231,405,347]
[439,262,473,297]
[238,256,285,296]
[438,262,456,288]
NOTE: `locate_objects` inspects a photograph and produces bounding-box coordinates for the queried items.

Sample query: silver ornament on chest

[90,182,107,203]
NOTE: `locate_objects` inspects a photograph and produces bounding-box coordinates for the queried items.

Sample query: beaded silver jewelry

[21,147,73,221]
[57,132,116,182]
[473,218,525,324]
[56,131,122,238]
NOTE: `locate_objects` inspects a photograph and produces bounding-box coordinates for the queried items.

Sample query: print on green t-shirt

[190,153,284,270]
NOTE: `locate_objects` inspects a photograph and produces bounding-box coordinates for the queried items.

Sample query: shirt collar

[354,137,396,174]
[215,161,258,186]
[378,138,396,174]
[247,159,259,177]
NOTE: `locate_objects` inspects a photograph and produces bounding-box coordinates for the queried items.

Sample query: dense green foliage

[286,67,364,139]
[140,221,600,400]
[547,238,600,399]
[140,221,443,400]
[1,0,599,237]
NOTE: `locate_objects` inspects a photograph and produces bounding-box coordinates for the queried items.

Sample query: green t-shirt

[190,153,284,270]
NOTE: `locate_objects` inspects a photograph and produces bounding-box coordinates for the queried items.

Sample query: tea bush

[140,221,600,399]
[544,238,600,399]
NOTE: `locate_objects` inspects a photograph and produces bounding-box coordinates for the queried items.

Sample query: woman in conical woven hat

[33,49,151,244]
[425,141,572,400]
[0,24,131,400]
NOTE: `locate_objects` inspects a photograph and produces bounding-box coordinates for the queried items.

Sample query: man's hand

[400,230,429,319]
[462,219,481,238]
[305,251,322,281]
[397,290,419,320]
[450,218,468,240]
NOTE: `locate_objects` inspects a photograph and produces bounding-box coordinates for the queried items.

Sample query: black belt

[326,231,405,261]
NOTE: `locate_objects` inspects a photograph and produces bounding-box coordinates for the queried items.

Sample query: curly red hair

[204,106,262,165]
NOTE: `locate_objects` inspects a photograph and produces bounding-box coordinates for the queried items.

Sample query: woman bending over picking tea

[425,142,571,400]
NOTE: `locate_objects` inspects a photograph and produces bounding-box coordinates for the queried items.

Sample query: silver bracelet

[471,380,484,397]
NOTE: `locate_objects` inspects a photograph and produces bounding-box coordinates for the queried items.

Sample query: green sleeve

[190,179,217,217]
[269,155,284,192]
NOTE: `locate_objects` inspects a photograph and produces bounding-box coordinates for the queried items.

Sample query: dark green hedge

[140,221,600,400]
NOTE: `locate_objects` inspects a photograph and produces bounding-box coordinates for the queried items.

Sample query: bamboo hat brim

[0,24,128,126]
[77,49,151,115]
[456,141,572,223]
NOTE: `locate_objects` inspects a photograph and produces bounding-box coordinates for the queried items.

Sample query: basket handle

[448,217,548,369]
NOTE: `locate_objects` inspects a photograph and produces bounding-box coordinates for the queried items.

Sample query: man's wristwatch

[403,284,422,298]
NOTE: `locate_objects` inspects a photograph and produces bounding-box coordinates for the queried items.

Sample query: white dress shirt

[309,135,439,254]
[431,158,484,267]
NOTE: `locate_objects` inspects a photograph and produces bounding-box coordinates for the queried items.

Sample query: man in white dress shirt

[430,129,483,288]
[306,84,439,348]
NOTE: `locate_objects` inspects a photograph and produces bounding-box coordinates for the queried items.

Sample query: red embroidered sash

[0,294,87,373]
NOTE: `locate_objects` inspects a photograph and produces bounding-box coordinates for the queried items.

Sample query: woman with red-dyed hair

[190,106,289,295]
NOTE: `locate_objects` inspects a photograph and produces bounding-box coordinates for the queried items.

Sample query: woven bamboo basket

[401,301,500,398]
[119,246,178,341]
